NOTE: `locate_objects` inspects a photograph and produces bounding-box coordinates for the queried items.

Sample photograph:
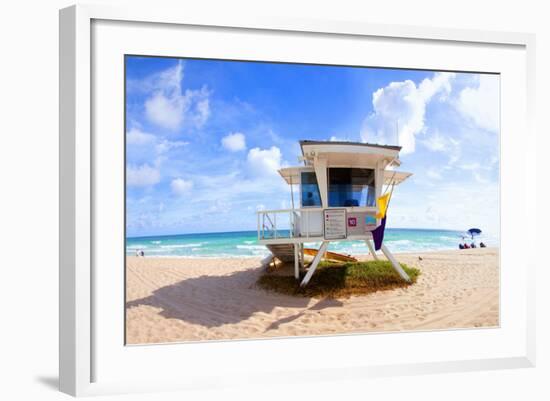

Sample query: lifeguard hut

[257,140,412,286]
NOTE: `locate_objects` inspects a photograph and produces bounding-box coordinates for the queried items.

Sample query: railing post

[306,210,310,238]
[274,213,277,239]
[288,210,294,238]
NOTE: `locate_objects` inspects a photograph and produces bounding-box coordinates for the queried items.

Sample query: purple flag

[372,215,387,251]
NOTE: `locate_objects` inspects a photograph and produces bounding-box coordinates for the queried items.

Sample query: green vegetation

[257,260,420,298]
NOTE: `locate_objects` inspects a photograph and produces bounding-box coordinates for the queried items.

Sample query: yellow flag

[376,192,391,219]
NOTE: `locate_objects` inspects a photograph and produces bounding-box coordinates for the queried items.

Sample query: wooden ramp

[303,248,357,263]
[266,244,357,264]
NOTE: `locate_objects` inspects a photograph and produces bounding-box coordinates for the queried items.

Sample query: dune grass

[257,260,420,298]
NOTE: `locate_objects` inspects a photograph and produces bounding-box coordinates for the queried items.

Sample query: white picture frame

[59,3,536,397]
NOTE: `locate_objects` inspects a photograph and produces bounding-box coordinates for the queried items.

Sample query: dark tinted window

[328,168,376,207]
[301,172,322,207]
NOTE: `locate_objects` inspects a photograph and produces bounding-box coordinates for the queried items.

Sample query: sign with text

[324,209,347,240]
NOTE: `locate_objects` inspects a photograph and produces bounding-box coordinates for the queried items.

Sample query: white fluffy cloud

[143,61,210,131]
[170,178,194,196]
[420,131,461,166]
[421,131,447,152]
[221,132,246,152]
[127,164,160,187]
[361,72,455,154]
[145,93,184,130]
[155,139,188,155]
[126,128,155,145]
[194,98,210,127]
[456,75,499,133]
[246,146,282,176]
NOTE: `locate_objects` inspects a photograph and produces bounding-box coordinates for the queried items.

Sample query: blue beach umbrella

[467,228,482,239]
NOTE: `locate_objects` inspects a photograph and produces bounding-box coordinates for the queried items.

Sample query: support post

[294,244,299,279]
[314,157,328,208]
[365,240,380,261]
[380,243,411,282]
[300,241,328,287]
[300,243,305,269]
[257,213,260,240]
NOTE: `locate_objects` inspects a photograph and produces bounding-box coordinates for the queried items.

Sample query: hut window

[301,172,322,207]
[328,168,376,207]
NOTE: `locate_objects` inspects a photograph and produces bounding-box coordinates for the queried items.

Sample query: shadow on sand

[126,265,343,329]
[35,376,58,391]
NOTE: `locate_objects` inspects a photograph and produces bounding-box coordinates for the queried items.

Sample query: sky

[125,56,500,238]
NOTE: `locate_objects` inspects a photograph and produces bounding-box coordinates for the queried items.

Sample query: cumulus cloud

[456,75,499,132]
[170,178,194,196]
[126,128,155,145]
[361,72,455,154]
[155,139,188,155]
[142,61,210,131]
[247,146,282,176]
[421,131,448,152]
[221,132,246,152]
[194,98,210,127]
[126,126,189,185]
[127,164,160,187]
[420,131,461,166]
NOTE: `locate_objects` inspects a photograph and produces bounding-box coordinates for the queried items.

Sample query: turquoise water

[126,228,497,258]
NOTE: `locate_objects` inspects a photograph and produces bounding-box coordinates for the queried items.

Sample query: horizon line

[126,226,475,240]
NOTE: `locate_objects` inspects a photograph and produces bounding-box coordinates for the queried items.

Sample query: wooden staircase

[266,243,296,263]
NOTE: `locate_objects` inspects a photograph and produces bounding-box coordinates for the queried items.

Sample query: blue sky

[125,56,500,238]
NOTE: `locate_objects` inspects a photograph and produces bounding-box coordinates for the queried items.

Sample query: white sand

[126,248,499,344]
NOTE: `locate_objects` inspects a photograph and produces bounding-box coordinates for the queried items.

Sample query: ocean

[126,228,497,258]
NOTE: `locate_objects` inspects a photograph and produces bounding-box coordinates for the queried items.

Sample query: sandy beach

[125,248,499,344]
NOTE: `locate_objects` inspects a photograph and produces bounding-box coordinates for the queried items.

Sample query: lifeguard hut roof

[299,140,401,152]
[276,140,410,185]
[299,139,402,169]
